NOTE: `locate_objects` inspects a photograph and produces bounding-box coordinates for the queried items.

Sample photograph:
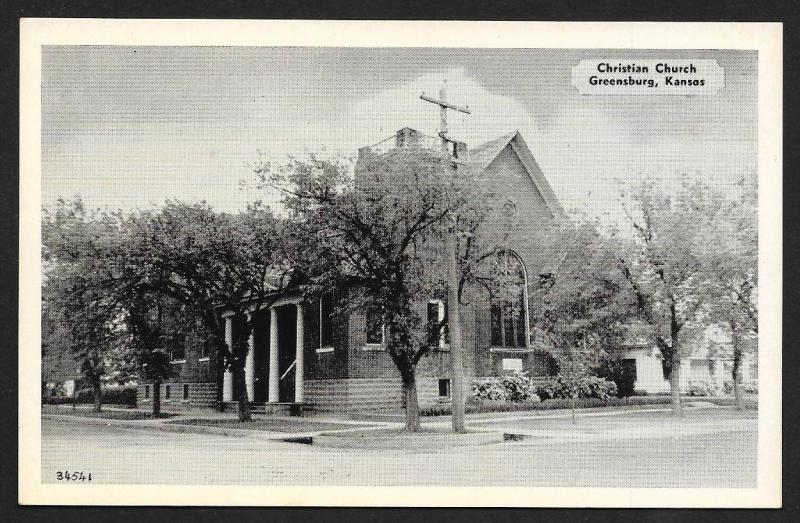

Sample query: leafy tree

[702,175,758,409]
[42,288,78,397]
[528,216,633,419]
[124,202,295,421]
[42,199,128,412]
[617,176,727,416]
[119,289,185,417]
[261,149,500,431]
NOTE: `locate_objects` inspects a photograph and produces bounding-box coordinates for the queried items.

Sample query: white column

[295,303,305,403]
[268,306,279,403]
[222,316,233,402]
[245,313,255,402]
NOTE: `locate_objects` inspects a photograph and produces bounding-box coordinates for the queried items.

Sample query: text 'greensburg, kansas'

[572,59,724,95]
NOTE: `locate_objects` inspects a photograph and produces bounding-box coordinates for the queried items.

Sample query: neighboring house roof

[619,320,758,359]
[468,131,565,218]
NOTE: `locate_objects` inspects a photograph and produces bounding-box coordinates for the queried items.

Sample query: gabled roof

[468,131,565,218]
[467,132,518,170]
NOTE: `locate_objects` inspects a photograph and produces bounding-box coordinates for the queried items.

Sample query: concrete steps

[221,401,309,417]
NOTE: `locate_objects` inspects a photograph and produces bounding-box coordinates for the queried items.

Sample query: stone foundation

[136,382,217,410]
[304,376,461,412]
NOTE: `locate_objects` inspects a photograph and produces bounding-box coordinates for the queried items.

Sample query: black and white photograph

[19,20,782,507]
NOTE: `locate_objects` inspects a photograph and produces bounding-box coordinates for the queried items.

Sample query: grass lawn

[42,405,177,420]
[352,395,757,422]
[472,405,757,440]
[167,417,362,432]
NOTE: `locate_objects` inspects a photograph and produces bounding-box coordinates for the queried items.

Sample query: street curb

[42,414,288,440]
[42,413,167,429]
[41,413,383,441]
[311,430,504,450]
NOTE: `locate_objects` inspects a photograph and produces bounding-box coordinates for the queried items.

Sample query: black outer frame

[1,1,796,521]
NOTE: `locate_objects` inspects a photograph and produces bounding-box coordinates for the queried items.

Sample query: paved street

[41,407,757,487]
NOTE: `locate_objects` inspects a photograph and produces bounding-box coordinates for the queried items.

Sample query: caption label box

[572,59,724,95]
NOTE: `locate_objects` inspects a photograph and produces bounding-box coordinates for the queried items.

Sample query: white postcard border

[19,19,782,508]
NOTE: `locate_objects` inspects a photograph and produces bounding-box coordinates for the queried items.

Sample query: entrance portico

[222,298,305,406]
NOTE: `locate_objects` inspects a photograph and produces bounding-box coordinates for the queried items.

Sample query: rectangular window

[427,302,439,346]
[515,295,526,347]
[164,385,171,400]
[427,300,449,348]
[365,308,384,345]
[490,302,503,347]
[320,295,334,348]
[438,378,451,398]
[503,308,516,348]
[170,344,185,362]
[144,385,150,399]
[195,316,210,360]
[198,338,210,360]
[182,384,189,400]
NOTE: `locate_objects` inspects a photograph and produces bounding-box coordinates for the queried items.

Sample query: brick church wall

[136,382,217,410]
[305,377,463,412]
[303,294,349,380]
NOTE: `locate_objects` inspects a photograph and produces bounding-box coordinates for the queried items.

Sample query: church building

[135,126,566,412]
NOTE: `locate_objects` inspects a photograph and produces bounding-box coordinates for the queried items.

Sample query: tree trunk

[666,303,683,417]
[732,348,743,411]
[232,363,251,422]
[152,379,161,418]
[571,395,576,424]
[92,379,102,413]
[669,359,682,417]
[403,373,421,432]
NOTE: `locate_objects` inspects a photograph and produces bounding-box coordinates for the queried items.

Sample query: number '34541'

[56,471,92,482]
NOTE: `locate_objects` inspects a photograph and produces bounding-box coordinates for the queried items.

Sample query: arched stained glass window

[489,251,529,348]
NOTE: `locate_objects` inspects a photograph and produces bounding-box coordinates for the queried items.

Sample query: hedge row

[43,386,137,407]
[420,396,675,417]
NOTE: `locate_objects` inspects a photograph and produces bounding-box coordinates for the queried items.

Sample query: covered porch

[221,296,307,409]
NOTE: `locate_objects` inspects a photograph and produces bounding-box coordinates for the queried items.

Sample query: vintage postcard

[19,20,782,507]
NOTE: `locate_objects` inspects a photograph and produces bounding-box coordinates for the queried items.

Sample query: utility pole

[420,80,470,433]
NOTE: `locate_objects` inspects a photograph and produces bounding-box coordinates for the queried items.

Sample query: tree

[617,176,727,416]
[261,149,496,431]
[120,289,184,417]
[124,202,295,421]
[528,216,633,419]
[702,175,758,409]
[42,199,128,412]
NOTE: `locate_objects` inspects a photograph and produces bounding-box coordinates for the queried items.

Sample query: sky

[41,47,757,222]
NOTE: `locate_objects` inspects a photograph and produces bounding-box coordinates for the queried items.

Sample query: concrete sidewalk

[41,404,397,441]
[41,400,748,445]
